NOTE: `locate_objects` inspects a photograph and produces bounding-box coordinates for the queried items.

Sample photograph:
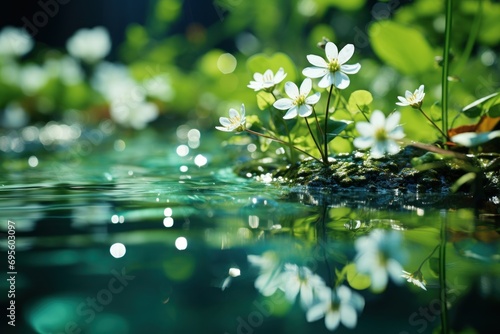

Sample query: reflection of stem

[418,107,449,141]
[417,244,440,272]
[305,117,327,163]
[441,0,453,142]
[439,210,449,333]
[245,128,323,164]
[320,204,334,287]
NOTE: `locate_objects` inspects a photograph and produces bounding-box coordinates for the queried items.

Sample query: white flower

[307,285,365,331]
[110,100,159,130]
[401,270,427,291]
[273,78,321,119]
[302,42,361,89]
[216,104,246,132]
[66,27,111,63]
[247,252,282,296]
[44,56,84,85]
[0,26,33,57]
[248,67,287,92]
[278,263,326,309]
[355,229,406,292]
[396,84,425,108]
[353,110,405,159]
[19,64,49,95]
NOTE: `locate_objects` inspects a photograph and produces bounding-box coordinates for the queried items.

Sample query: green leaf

[256,91,275,110]
[462,92,498,118]
[246,52,297,83]
[345,263,371,290]
[369,21,434,75]
[484,94,500,117]
[326,119,350,143]
[347,90,373,115]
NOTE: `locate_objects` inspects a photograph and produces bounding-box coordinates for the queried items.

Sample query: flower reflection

[247,252,282,296]
[279,263,326,309]
[401,270,427,291]
[354,229,405,292]
[307,285,364,331]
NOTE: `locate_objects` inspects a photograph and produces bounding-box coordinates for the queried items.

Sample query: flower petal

[305,92,321,105]
[386,140,401,155]
[302,66,328,78]
[306,303,326,322]
[284,81,299,99]
[370,110,386,128]
[338,44,355,64]
[253,72,263,81]
[300,78,312,96]
[228,108,239,118]
[300,285,314,308]
[325,42,339,61]
[353,136,374,150]
[274,67,287,84]
[404,90,413,99]
[341,63,361,74]
[334,71,350,89]
[355,122,375,137]
[283,106,298,119]
[385,112,401,132]
[215,126,232,132]
[298,104,312,118]
[390,126,405,140]
[325,310,340,331]
[371,141,387,159]
[340,304,358,329]
[219,117,231,126]
[306,54,328,68]
[318,73,334,88]
[273,98,293,110]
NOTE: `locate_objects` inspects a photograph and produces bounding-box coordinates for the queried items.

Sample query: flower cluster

[215,40,414,163]
[247,252,365,331]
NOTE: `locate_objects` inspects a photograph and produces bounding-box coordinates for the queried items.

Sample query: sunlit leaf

[322,0,366,11]
[256,91,275,110]
[347,90,373,115]
[369,21,434,74]
[451,172,477,193]
[345,263,371,290]
[462,92,498,118]
[484,94,500,118]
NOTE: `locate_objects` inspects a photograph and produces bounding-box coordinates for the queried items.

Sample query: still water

[1,126,499,334]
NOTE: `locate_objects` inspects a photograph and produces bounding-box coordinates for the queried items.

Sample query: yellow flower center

[328,58,340,72]
[294,94,306,106]
[374,128,387,142]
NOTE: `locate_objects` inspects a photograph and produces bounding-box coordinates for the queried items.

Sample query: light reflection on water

[0,130,498,334]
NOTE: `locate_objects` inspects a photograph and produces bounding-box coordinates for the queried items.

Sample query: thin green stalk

[441,0,453,141]
[305,117,327,163]
[417,244,440,272]
[323,85,334,163]
[455,0,482,74]
[439,211,449,333]
[418,107,449,140]
[245,128,323,164]
[312,106,324,141]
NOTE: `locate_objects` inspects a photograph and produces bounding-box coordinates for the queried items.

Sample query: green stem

[441,0,453,141]
[323,85,334,163]
[305,117,326,162]
[455,0,482,74]
[439,210,449,333]
[312,106,324,142]
[417,244,440,272]
[245,128,323,164]
[418,107,449,141]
